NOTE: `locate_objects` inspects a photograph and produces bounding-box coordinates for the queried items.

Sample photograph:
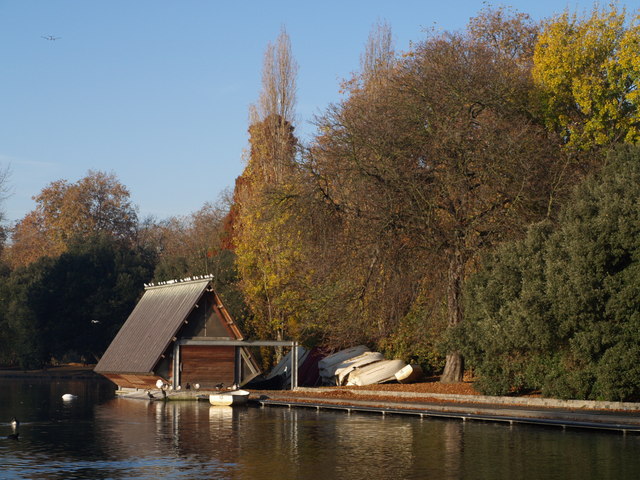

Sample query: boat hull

[394,363,424,384]
[333,352,385,386]
[346,359,406,386]
[209,390,250,406]
[318,345,370,370]
[318,345,370,382]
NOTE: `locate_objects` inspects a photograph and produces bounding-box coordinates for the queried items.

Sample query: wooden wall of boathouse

[180,345,235,388]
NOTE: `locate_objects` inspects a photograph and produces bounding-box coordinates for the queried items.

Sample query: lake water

[1,377,640,479]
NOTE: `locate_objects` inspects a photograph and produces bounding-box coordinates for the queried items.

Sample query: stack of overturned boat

[316,345,423,386]
[256,345,424,388]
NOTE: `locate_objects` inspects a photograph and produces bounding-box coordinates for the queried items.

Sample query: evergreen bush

[461,145,640,401]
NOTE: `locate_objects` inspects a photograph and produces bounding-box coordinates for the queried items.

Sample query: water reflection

[2,378,640,479]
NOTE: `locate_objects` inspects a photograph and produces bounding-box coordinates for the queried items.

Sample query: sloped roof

[95,278,240,374]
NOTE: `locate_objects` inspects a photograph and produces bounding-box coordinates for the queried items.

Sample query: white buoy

[62,394,77,401]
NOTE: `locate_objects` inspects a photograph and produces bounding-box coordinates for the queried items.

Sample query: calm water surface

[1,378,639,479]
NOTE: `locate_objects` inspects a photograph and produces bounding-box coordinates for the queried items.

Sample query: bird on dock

[146,390,155,399]
[230,383,239,391]
[215,382,224,390]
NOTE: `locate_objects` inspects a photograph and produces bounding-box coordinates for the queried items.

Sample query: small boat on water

[209,389,250,406]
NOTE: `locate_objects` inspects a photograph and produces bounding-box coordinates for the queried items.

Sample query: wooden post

[234,346,242,386]
[291,341,298,390]
[172,342,181,388]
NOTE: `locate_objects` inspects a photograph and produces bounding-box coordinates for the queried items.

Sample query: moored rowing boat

[209,389,250,406]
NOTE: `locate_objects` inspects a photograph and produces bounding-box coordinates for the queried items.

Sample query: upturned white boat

[318,345,370,380]
[394,363,424,384]
[209,389,250,406]
[333,352,385,385]
[346,359,406,386]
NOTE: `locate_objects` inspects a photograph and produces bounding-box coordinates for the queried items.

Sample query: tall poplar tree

[234,28,302,357]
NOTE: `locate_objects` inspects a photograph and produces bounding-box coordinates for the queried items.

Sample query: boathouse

[94,276,261,390]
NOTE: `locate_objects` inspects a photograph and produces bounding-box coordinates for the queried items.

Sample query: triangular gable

[96,278,241,374]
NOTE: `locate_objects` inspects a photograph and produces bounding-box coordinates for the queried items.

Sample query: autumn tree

[289,24,441,356]
[533,4,640,148]
[234,28,303,357]
[143,199,249,325]
[360,19,395,84]
[151,201,229,279]
[308,10,566,382]
[468,5,539,65]
[7,171,137,268]
[234,23,418,357]
[248,26,298,184]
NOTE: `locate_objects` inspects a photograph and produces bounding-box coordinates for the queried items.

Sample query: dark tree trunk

[441,250,465,383]
[441,352,464,383]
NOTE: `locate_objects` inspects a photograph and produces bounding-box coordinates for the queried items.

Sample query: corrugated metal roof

[95,279,214,374]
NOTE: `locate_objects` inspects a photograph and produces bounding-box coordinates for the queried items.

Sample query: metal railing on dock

[253,398,640,435]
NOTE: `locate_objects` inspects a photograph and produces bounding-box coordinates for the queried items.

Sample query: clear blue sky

[0,0,633,224]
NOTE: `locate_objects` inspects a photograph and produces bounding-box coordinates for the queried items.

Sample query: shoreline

[291,387,640,412]
[0,364,100,379]
[4,364,640,422]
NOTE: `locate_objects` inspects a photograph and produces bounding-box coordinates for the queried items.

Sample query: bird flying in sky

[42,35,61,41]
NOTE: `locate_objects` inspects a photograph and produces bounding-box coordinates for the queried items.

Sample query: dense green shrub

[460,145,640,401]
[456,220,556,395]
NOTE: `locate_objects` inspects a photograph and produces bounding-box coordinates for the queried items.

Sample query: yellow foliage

[533,5,640,148]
